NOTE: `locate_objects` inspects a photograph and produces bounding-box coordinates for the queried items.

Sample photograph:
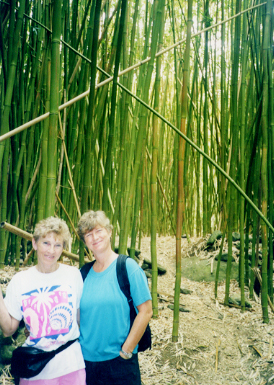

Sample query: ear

[32,237,38,251]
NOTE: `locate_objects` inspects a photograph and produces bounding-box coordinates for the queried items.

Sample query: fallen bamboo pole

[0,221,89,263]
[215,339,221,372]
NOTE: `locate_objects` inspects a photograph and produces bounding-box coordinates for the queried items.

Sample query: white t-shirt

[4,264,85,380]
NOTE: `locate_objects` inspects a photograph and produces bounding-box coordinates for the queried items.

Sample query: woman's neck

[35,263,59,274]
[93,250,118,272]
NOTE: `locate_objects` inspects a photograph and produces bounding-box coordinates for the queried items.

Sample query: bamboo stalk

[0,222,86,263]
[23,249,34,266]
[252,267,274,312]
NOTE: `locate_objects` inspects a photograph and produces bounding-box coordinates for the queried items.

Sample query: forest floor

[139,236,274,385]
[1,235,274,385]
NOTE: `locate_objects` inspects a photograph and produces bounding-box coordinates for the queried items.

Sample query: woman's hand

[121,299,152,354]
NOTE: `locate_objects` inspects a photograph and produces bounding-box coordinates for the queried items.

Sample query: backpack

[80,254,152,352]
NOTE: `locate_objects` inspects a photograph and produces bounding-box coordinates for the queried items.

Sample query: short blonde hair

[33,217,71,250]
[77,210,113,241]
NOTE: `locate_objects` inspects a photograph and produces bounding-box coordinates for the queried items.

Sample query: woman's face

[84,225,111,255]
[32,232,64,272]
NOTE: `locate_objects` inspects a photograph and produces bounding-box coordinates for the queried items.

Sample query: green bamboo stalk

[202,0,210,236]
[173,0,192,343]
[224,0,241,304]
[260,0,271,323]
[119,0,162,254]
[150,0,165,319]
[220,0,227,231]
[45,0,62,216]
[0,0,25,267]
[37,41,50,223]
[80,0,102,266]
[111,0,140,241]
[239,0,248,311]
[215,227,226,298]
[102,0,127,215]
[0,0,25,168]
[268,9,274,305]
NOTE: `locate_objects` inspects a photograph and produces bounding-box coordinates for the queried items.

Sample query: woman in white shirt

[0,217,85,385]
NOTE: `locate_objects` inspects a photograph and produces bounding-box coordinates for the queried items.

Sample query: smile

[92,240,102,246]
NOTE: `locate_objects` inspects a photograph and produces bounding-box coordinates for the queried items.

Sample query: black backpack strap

[116,254,136,327]
[54,338,77,354]
[80,260,95,282]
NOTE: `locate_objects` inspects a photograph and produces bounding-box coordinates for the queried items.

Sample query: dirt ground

[1,235,274,385]
[139,236,274,385]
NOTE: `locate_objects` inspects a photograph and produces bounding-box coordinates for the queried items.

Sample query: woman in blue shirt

[77,210,152,385]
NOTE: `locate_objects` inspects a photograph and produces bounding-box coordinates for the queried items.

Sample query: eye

[55,244,62,248]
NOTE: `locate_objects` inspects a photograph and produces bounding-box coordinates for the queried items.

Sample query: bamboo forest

[0,0,274,352]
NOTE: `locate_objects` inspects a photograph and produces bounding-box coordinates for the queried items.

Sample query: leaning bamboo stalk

[56,104,66,196]
[55,193,93,261]
[146,147,176,234]
[0,222,88,263]
[23,249,34,266]
[55,193,80,240]
[25,150,42,203]
[58,111,81,218]
[252,267,274,312]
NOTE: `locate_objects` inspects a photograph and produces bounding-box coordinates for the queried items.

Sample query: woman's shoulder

[10,266,36,280]
[124,256,144,275]
[6,266,37,292]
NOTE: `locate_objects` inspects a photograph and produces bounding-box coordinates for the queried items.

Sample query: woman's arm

[0,289,20,337]
[120,299,152,358]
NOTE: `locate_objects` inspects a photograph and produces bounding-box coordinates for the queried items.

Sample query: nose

[49,244,55,254]
[92,232,99,241]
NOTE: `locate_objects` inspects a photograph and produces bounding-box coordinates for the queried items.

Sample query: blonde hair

[33,217,71,250]
[77,210,113,241]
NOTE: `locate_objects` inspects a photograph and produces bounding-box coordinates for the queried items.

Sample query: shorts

[85,354,141,385]
[19,368,86,385]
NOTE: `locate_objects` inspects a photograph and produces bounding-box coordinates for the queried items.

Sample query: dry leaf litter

[1,236,274,385]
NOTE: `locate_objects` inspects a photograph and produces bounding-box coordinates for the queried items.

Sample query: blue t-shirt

[79,257,151,362]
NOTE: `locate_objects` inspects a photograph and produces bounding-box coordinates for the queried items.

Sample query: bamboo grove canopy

[0,0,273,334]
